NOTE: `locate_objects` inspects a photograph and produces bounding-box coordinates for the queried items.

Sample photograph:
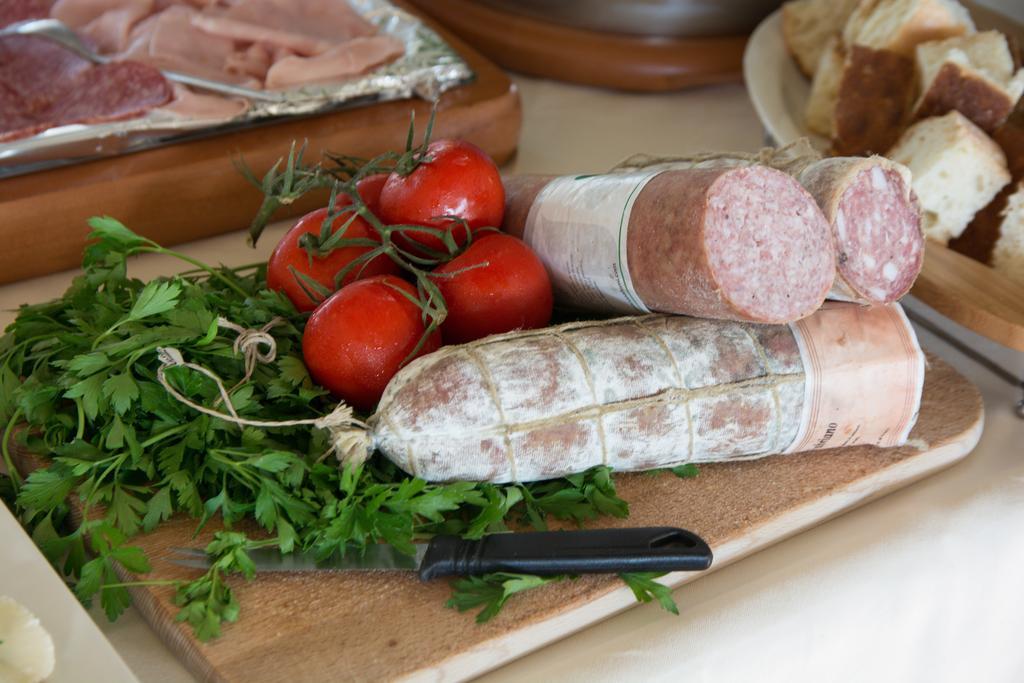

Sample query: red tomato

[432,234,553,344]
[378,139,505,256]
[266,207,399,313]
[302,275,441,412]
[355,173,389,217]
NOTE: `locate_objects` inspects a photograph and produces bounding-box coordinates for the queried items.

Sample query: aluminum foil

[0,0,473,178]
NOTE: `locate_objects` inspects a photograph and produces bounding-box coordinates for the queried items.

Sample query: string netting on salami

[333,302,924,483]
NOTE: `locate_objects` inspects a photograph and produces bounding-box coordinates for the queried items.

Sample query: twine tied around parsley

[155,317,375,465]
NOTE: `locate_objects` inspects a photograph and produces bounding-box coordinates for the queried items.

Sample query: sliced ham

[265,35,404,89]
[0,35,171,141]
[160,82,248,120]
[121,5,260,87]
[190,14,332,55]
[51,0,142,27]
[85,6,153,51]
[224,41,274,81]
[192,0,376,55]
[52,0,155,53]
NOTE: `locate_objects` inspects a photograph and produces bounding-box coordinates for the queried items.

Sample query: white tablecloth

[2,3,1022,679]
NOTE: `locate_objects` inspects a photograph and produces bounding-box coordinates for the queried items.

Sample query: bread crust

[948,110,1024,261]
[914,62,1019,133]
[832,45,916,155]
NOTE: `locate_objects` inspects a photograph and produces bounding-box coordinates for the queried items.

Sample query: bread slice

[914,31,1024,132]
[948,109,1024,262]
[843,0,975,57]
[782,0,863,77]
[992,181,1024,286]
[832,45,916,155]
[887,111,1011,243]
[805,36,846,136]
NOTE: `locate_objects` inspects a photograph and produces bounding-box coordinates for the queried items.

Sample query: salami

[613,142,925,304]
[0,36,172,142]
[328,303,924,483]
[503,166,835,324]
[0,0,51,27]
[796,156,924,303]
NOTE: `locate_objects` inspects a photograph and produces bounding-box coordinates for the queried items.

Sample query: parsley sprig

[0,218,687,637]
[5,106,707,631]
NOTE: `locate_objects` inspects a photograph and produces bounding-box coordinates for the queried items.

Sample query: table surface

[3,3,1024,679]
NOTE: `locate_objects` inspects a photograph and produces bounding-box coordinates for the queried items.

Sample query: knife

[170,527,713,581]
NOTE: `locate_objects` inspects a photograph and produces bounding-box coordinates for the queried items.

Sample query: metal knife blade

[247,543,428,572]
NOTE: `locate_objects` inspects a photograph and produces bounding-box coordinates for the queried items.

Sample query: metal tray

[0,0,472,179]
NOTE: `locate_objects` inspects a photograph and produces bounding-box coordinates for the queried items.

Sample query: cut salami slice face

[605,144,926,306]
[797,157,924,304]
[0,35,171,142]
[694,166,835,322]
[0,0,52,27]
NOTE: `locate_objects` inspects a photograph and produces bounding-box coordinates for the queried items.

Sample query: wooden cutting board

[0,5,521,285]
[914,241,1024,351]
[11,355,983,682]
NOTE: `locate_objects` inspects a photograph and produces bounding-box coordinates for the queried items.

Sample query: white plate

[0,502,139,683]
[742,9,827,150]
[743,4,1024,149]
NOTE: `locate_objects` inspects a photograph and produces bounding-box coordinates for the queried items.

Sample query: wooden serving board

[914,242,1024,351]
[0,5,521,285]
[12,355,982,682]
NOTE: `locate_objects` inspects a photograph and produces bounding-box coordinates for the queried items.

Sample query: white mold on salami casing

[365,304,923,483]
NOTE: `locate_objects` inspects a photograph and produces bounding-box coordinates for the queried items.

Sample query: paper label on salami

[523,171,659,313]
[785,302,925,453]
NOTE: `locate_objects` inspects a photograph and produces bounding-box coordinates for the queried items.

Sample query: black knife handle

[417,527,712,581]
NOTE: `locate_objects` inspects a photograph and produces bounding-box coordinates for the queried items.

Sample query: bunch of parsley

[0,217,683,640]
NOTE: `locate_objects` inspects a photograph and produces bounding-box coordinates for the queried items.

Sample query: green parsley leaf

[64,374,105,422]
[670,464,700,479]
[127,281,181,322]
[109,487,147,536]
[87,216,151,249]
[102,373,139,416]
[66,352,112,378]
[17,468,78,513]
[446,573,566,624]
[142,487,174,532]
[619,572,679,615]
